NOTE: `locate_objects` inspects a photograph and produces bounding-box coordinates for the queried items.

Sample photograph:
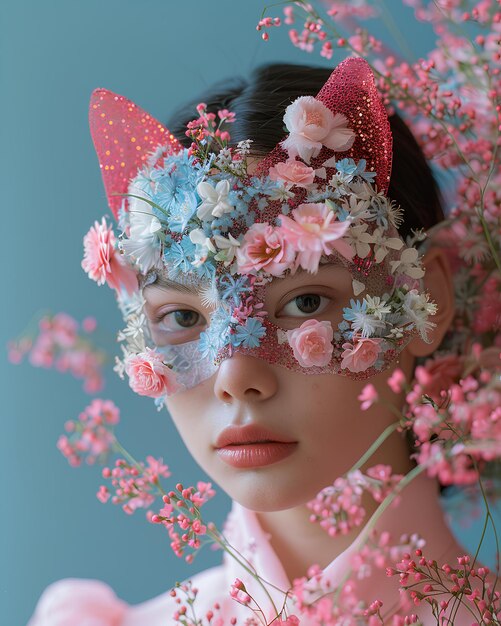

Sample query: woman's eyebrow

[293,260,345,277]
[146,276,200,294]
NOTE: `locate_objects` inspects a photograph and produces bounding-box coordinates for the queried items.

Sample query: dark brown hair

[167,63,445,239]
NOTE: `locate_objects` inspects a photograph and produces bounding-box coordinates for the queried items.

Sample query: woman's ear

[406,246,455,358]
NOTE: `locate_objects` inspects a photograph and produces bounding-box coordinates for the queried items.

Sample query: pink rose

[269,158,316,187]
[340,337,382,373]
[287,319,334,367]
[82,217,137,295]
[279,203,353,273]
[27,578,127,626]
[281,96,355,163]
[125,348,180,398]
[236,223,295,276]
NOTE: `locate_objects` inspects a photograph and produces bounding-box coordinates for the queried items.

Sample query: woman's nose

[213,354,279,403]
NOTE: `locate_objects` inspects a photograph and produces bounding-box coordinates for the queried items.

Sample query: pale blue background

[2,2,498,625]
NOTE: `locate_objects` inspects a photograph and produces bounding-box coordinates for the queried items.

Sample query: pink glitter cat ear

[257,57,393,193]
[89,88,182,219]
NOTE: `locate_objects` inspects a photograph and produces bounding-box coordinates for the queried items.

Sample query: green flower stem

[207,528,282,616]
[117,193,172,220]
[333,462,426,604]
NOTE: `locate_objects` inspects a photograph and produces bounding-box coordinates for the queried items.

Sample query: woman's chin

[217,470,320,512]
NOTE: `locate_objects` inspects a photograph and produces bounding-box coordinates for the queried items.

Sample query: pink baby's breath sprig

[404,348,501,487]
[307,465,403,537]
[100,455,170,515]
[171,580,234,626]
[256,15,282,41]
[387,548,501,624]
[9,312,106,393]
[57,398,120,467]
[264,0,501,293]
[291,561,388,625]
[186,103,237,161]
[151,481,216,563]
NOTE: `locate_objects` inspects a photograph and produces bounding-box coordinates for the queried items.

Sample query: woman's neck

[255,431,456,584]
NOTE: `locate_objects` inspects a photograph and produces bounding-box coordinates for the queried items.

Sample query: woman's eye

[280,294,330,317]
[157,309,205,332]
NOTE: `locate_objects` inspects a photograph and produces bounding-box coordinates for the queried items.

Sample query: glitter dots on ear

[89,89,182,218]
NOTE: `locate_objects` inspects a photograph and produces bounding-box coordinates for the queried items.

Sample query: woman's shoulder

[27,578,128,626]
[28,565,229,626]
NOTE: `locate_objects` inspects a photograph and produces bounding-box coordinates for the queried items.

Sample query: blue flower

[193,259,216,281]
[334,204,350,222]
[154,395,166,411]
[246,176,276,198]
[232,317,266,349]
[199,329,221,361]
[219,275,252,304]
[164,237,196,273]
[154,168,189,200]
[210,307,232,338]
[164,150,208,188]
[117,200,128,233]
[244,210,257,227]
[335,158,377,184]
[165,189,198,233]
[337,320,350,332]
[212,213,234,231]
[335,158,358,181]
[307,189,336,203]
[353,158,377,183]
[342,299,367,322]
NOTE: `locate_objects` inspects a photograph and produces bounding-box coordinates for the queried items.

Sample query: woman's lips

[214,424,298,468]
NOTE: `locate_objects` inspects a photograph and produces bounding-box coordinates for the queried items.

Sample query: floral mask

[85,58,436,404]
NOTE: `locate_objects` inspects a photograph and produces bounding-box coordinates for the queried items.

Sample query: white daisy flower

[122,314,147,339]
[350,310,387,338]
[402,290,438,341]
[365,295,392,320]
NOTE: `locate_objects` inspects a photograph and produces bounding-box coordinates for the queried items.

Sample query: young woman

[28,60,495,626]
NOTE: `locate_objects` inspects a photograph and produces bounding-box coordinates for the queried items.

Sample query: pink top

[28,473,470,626]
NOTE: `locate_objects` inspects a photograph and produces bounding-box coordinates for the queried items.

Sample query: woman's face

[143,264,410,513]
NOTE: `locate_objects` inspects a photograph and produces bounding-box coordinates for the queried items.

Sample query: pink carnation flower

[125,348,180,398]
[82,217,137,294]
[341,337,383,373]
[287,319,334,367]
[281,96,355,163]
[236,223,295,276]
[268,158,316,187]
[279,203,353,273]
